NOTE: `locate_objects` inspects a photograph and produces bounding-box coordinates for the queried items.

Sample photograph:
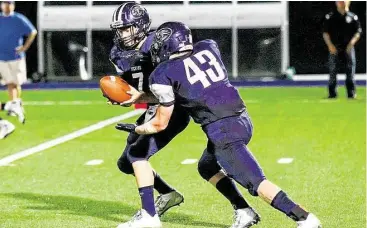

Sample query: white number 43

[183,50,225,88]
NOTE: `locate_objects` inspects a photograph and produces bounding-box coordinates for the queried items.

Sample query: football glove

[115,123,136,133]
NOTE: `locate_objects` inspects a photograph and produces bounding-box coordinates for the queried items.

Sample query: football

[99,76,131,103]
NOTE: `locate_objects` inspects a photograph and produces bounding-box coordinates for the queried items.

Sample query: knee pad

[117,150,134,175]
[197,150,221,181]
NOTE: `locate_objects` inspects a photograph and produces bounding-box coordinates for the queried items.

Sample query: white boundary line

[0,109,145,166]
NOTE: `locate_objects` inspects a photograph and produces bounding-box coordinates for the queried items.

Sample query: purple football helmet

[110,2,151,50]
[150,22,193,66]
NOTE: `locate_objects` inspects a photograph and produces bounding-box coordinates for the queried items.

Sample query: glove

[115,123,136,133]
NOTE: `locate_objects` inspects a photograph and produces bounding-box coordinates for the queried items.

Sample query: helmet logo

[156,28,173,42]
[131,5,144,18]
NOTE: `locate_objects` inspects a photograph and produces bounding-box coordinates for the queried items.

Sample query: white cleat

[230,207,261,228]
[5,100,25,124]
[155,191,184,217]
[117,209,162,228]
[297,213,321,228]
[0,120,15,139]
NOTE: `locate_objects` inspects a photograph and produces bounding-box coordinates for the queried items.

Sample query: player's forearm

[323,32,334,48]
[135,105,173,135]
[135,120,165,135]
[349,32,361,46]
[23,30,37,51]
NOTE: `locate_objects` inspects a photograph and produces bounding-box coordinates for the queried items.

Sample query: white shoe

[155,191,184,216]
[117,209,162,228]
[230,207,261,228]
[0,120,15,139]
[5,99,25,124]
[297,213,321,228]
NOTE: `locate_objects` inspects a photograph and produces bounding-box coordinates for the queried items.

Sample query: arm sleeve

[18,14,36,36]
[149,65,175,107]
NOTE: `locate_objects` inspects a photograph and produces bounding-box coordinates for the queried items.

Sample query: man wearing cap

[0,1,36,137]
[323,1,362,99]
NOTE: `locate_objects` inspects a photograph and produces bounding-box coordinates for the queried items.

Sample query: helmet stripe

[114,4,124,22]
[117,3,128,23]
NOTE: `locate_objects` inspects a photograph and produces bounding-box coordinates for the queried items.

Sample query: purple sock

[139,186,156,217]
[271,191,309,221]
[271,191,297,215]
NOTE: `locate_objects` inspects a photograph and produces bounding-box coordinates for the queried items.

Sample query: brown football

[99,76,131,103]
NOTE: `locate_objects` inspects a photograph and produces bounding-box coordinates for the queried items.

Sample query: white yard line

[0,109,145,166]
[85,159,104,166]
[277,158,294,164]
[181,159,198,165]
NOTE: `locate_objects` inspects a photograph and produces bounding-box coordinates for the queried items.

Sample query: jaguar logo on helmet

[156,28,173,42]
[131,5,144,18]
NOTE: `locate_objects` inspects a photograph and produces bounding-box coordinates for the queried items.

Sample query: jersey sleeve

[352,14,363,34]
[323,13,331,33]
[149,64,175,107]
[18,14,36,36]
[199,39,220,55]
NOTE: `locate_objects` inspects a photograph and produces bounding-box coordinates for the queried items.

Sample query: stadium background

[13,1,367,83]
[0,1,366,228]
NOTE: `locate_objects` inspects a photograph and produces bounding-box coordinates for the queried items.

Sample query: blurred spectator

[0,1,37,101]
[323,1,362,99]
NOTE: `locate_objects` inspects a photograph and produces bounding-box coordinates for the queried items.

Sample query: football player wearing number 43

[109,3,261,228]
[116,22,322,228]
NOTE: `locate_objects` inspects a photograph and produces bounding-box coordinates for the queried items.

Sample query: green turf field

[0,87,365,228]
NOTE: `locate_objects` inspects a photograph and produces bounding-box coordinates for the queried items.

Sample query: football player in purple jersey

[109,3,257,228]
[116,22,322,228]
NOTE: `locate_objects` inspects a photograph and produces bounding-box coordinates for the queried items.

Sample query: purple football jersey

[150,39,246,126]
[109,32,155,92]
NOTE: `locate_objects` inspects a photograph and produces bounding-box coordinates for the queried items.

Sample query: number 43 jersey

[150,39,246,126]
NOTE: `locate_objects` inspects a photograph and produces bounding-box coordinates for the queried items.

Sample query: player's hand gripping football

[107,85,144,107]
[115,123,136,133]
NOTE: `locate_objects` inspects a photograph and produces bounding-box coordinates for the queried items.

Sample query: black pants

[328,48,356,98]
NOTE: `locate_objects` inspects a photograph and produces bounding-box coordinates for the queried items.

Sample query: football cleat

[230,207,261,228]
[155,190,184,217]
[117,209,161,228]
[0,120,15,139]
[5,100,25,124]
[297,213,321,228]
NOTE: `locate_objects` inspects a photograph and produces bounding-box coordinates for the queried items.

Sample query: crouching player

[116,22,322,228]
